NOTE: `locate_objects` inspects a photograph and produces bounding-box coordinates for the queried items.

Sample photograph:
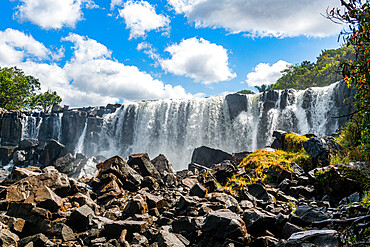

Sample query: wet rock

[38,140,67,167]
[128,153,161,180]
[13,150,27,166]
[0,146,17,167]
[191,146,234,168]
[54,153,75,174]
[283,230,338,247]
[233,151,252,166]
[189,183,207,198]
[97,155,143,192]
[68,205,95,232]
[4,166,41,184]
[202,209,248,240]
[225,93,249,121]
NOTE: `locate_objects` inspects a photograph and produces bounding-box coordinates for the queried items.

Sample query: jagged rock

[54,153,75,174]
[27,185,62,212]
[294,206,330,224]
[0,146,17,167]
[104,220,149,238]
[141,176,160,190]
[0,229,20,247]
[225,93,249,120]
[206,192,239,209]
[128,153,162,182]
[242,184,273,206]
[0,112,23,146]
[19,139,39,149]
[158,230,186,247]
[151,154,175,175]
[18,233,53,247]
[233,151,252,166]
[283,230,338,247]
[202,209,248,239]
[68,205,95,232]
[211,162,236,185]
[172,217,202,233]
[139,191,168,210]
[38,140,67,167]
[6,172,71,202]
[4,166,41,184]
[122,195,148,216]
[13,150,27,166]
[270,130,287,150]
[191,146,234,168]
[303,138,330,166]
[67,192,99,213]
[0,215,25,233]
[281,222,305,239]
[189,183,207,198]
[253,236,279,247]
[42,166,59,173]
[97,155,143,192]
[242,208,276,237]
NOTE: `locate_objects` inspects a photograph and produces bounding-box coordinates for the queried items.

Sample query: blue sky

[0,0,345,107]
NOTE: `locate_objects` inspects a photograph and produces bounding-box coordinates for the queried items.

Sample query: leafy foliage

[0,66,40,110]
[327,0,370,154]
[271,46,355,90]
[30,90,62,113]
[254,84,272,92]
[0,66,62,112]
[237,89,255,94]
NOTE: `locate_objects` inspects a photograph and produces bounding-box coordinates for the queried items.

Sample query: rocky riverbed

[0,130,368,246]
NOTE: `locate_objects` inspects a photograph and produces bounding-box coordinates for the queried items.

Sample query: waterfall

[19,81,353,171]
[22,115,42,139]
[75,119,88,154]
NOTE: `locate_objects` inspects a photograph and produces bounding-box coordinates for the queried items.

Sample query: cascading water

[19,81,353,171]
[22,115,43,139]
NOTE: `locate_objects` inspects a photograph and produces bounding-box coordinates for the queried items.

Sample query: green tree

[30,90,62,113]
[327,0,370,153]
[271,46,355,90]
[0,66,40,110]
[237,89,255,94]
[254,84,272,92]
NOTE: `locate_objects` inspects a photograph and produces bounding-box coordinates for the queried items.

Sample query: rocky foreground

[0,132,369,246]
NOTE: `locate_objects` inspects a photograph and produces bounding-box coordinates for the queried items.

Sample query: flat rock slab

[285,230,338,247]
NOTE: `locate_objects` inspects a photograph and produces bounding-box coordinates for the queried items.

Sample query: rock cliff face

[0,80,355,169]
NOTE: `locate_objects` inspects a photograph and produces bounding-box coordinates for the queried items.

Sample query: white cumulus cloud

[160,37,236,84]
[0,29,192,107]
[245,60,291,87]
[118,0,170,39]
[168,0,342,37]
[13,0,95,29]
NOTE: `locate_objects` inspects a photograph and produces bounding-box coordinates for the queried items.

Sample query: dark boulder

[19,139,39,149]
[68,205,95,232]
[38,140,67,167]
[303,138,330,167]
[202,209,248,240]
[97,155,143,192]
[0,146,17,167]
[151,154,175,175]
[128,153,161,180]
[191,146,234,168]
[283,230,338,247]
[225,93,249,120]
